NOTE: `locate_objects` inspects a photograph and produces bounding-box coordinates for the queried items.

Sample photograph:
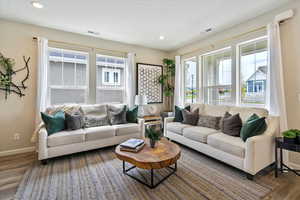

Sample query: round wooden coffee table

[115,138,181,188]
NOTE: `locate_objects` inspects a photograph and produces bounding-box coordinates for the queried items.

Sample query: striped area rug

[15,146,278,200]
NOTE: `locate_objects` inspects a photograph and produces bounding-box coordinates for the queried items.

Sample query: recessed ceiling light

[31,1,44,9]
[159,36,165,40]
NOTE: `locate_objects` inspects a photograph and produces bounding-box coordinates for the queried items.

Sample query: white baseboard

[288,162,300,170]
[0,146,36,157]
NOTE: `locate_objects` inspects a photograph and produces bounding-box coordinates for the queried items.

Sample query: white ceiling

[0,0,292,51]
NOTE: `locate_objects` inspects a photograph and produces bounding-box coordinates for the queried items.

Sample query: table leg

[280,147,283,173]
[275,142,278,177]
[151,169,154,188]
[123,161,125,173]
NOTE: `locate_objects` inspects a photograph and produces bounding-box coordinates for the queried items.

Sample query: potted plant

[282,130,296,144]
[290,129,300,144]
[146,127,161,148]
[158,58,175,114]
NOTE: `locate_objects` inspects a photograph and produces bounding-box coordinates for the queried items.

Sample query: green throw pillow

[126,106,138,123]
[240,114,267,142]
[174,105,191,122]
[41,111,65,135]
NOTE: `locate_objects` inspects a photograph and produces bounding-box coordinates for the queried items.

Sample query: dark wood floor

[0,152,299,200]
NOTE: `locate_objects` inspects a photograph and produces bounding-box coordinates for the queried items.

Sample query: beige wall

[0,19,168,152]
[171,1,300,166]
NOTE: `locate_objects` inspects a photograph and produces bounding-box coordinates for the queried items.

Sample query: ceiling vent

[87,30,100,35]
[205,28,212,33]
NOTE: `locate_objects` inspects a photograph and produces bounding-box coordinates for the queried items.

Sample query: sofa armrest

[244,116,279,175]
[137,118,145,138]
[163,117,175,137]
[38,128,48,160]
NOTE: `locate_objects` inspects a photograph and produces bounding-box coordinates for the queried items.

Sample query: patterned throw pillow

[221,112,242,136]
[65,112,84,130]
[197,115,222,130]
[174,105,191,122]
[108,105,127,125]
[182,108,199,126]
[41,111,65,135]
[81,104,109,128]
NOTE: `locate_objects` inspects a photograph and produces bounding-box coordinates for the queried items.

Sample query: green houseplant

[158,58,175,112]
[282,130,296,144]
[290,129,300,144]
[146,127,161,148]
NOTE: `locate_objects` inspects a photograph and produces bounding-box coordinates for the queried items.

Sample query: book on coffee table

[120,143,145,152]
[120,138,144,149]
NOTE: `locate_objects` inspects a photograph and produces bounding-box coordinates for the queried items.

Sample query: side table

[141,116,162,134]
[275,137,300,177]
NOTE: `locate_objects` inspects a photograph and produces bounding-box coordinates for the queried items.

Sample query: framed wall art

[136,63,163,104]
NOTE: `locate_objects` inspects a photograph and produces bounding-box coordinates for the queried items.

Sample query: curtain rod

[32,37,128,55]
[181,25,267,57]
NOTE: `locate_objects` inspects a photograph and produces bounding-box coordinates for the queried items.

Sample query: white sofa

[38,104,144,162]
[164,104,279,179]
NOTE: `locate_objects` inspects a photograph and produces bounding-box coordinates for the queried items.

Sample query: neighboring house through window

[96,54,125,103]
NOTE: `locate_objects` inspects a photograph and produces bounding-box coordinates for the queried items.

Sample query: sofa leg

[246,173,254,180]
[41,159,48,165]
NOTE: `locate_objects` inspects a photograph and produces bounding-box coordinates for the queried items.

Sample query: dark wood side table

[275,137,300,177]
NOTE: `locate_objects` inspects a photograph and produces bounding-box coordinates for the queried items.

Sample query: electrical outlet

[14,133,20,140]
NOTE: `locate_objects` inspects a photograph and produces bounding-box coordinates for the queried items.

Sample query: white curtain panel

[125,53,136,108]
[174,55,184,107]
[35,37,49,124]
[267,23,288,131]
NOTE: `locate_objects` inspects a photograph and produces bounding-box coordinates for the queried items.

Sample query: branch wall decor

[0,53,30,99]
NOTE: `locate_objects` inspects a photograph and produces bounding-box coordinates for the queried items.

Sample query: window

[238,38,268,105]
[202,48,232,105]
[183,35,269,108]
[96,54,125,103]
[184,58,198,103]
[48,48,88,105]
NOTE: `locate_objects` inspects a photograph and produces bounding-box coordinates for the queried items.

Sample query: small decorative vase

[283,137,296,144]
[150,139,156,148]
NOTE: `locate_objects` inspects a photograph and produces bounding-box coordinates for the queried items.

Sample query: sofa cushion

[48,129,85,147]
[167,122,192,135]
[183,126,219,143]
[114,123,139,136]
[207,133,246,158]
[85,126,115,141]
[228,106,268,122]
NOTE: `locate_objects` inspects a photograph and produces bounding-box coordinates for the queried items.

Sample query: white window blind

[96,54,125,104]
[48,48,88,105]
[202,48,233,105]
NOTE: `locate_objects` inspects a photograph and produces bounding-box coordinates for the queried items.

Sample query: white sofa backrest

[186,103,269,122]
[81,104,108,117]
